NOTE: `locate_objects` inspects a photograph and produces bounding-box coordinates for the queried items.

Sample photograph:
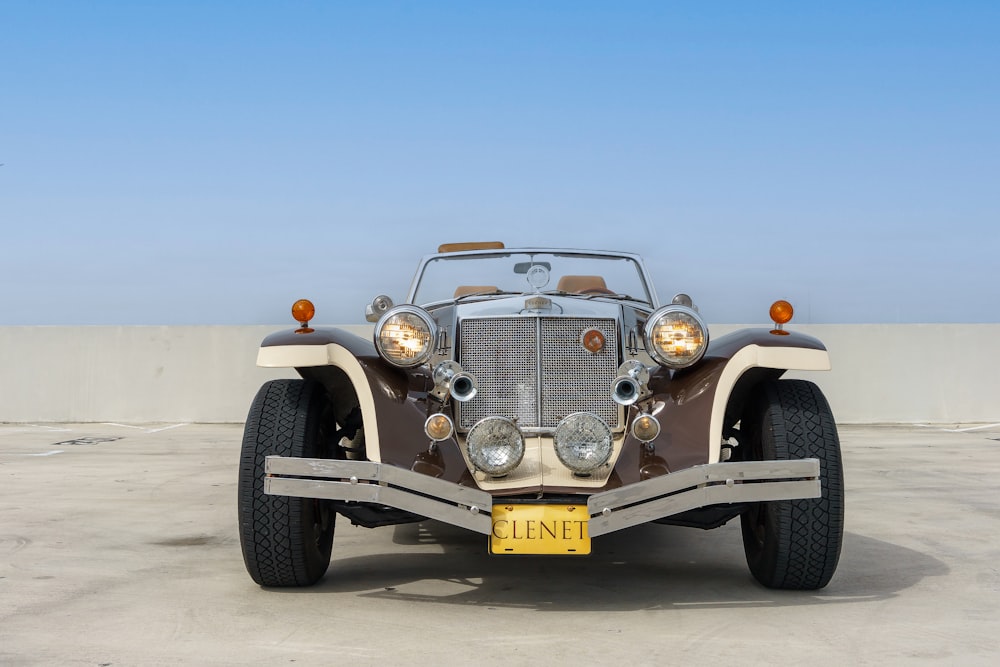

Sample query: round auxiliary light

[466,417,525,476]
[375,305,437,368]
[631,413,661,443]
[424,414,454,442]
[671,293,694,308]
[371,294,393,316]
[643,305,709,369]
[553,412,613,475]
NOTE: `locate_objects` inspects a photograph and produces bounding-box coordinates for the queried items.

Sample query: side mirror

[365,295,394,322]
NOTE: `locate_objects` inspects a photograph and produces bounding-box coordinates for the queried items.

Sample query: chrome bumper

[586,458,820,536]
[264,457,820,538]
[265,457,493,534]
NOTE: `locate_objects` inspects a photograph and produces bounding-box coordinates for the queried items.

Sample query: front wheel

[740,380,844,590]
[238,379,336,587]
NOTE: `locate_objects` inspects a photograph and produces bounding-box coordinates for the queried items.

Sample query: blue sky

[2,1,997,324]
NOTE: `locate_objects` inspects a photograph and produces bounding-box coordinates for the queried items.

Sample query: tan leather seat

[438,242,505,253]
[556,275,611,294]
[454,285,499,297]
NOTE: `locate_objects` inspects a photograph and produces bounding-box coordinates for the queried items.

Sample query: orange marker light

[581,328,606,354]
[292,299,315,333]
[769,300,793,335]
[769,300,794,324]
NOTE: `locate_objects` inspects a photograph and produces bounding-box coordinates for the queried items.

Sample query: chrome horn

[449,371,478,402]
[612,360,650,406]
[432,361,478,403]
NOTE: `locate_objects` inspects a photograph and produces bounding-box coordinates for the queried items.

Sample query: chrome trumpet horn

[611,360,650,406]
[432,360,478,403]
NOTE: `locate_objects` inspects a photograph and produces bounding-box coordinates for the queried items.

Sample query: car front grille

[456,316,620,430]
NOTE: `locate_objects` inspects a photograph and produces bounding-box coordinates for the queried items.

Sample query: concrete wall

[1,324,997,424]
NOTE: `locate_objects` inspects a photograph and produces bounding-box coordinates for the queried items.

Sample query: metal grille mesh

[540,318,619,428]
[457,317,619,430]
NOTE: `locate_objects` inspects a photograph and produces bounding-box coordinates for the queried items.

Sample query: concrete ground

[1,422,998,666]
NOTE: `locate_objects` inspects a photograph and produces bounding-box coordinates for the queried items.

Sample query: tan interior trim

[453,285,499,297]
[437,241,505,253]
[556,275,609,293]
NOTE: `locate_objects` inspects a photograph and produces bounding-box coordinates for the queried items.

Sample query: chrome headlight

[467,417,524,476]
[643,305,708,369]
[374,305,436,368]
[553,412,613,474]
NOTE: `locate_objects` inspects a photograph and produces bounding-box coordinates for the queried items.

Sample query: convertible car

[238,242,843,589]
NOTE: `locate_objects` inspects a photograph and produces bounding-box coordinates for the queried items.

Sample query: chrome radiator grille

[457,317,620,430]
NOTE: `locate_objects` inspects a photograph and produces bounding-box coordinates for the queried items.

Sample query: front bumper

[264,456,821,537]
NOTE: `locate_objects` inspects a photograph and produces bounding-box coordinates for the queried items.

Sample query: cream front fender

[257,344,331,368]
[708,345,831,463]
[257,343,384,463]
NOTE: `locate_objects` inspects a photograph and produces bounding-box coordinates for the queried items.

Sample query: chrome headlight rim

[374,305,437,368]
[553,412,613,474]
[466,416,525,476]
[643,304,709,369]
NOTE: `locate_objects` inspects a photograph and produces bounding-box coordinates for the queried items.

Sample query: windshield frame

[406,248,660,308]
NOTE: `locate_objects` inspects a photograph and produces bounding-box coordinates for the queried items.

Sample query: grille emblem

[524,296,552,311]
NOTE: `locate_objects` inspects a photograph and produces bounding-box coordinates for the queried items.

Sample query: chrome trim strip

[586,459,820,537]
[264,457,493,534]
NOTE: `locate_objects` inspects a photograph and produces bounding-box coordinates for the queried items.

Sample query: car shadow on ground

[274,519,947,611]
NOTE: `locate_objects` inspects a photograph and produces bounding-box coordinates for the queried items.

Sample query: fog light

[553,412,613,474]
[424,414,454,442]
[467,417,524,476]
[632,414,660,442]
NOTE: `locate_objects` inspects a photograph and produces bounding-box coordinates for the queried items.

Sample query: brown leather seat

[438,242,505,253]
[454,285,499,297]
[556,275,612,294]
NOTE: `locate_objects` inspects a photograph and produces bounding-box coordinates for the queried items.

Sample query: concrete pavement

[1,422,999,665]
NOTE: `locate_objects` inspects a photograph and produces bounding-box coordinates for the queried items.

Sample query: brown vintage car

[238,242,843,589]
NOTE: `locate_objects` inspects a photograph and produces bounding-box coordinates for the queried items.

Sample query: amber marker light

[632,414,661,443]
[424,414,455,442]
[581,328,606,354]
[769,299,793,335]
[292,299,315,333]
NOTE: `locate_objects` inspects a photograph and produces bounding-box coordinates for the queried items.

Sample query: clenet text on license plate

[489,504,591,555]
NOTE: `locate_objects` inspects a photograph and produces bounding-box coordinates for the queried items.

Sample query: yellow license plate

[489,504,590,555]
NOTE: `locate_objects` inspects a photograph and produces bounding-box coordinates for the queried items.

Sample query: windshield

[410,251,655,306]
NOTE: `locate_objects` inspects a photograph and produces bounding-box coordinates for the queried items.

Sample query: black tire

[740,379,844,590]
[238,379,336,587]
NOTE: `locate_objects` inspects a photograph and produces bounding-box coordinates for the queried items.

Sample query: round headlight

[643,305,708,369]
[553,412,613,474]
[375,306,436,368]
[467,417,524,476]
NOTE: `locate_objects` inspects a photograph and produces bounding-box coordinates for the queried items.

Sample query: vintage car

[238,242,843,590]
